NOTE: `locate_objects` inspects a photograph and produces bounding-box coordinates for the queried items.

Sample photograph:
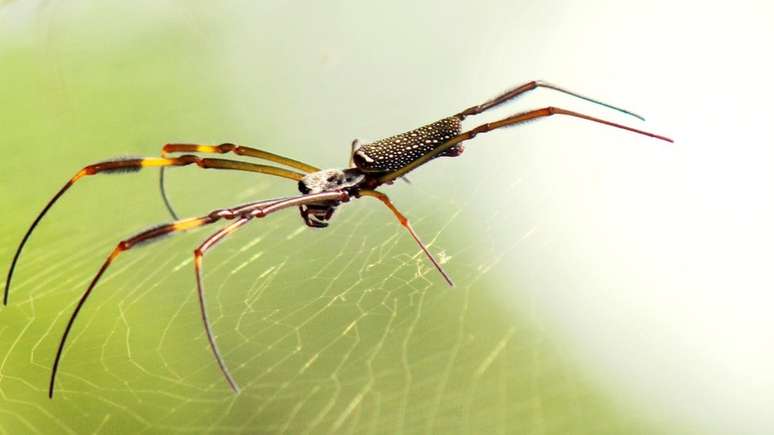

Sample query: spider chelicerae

[4,80,673,397]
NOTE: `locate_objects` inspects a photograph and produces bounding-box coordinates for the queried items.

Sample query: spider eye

[298,180,311,194]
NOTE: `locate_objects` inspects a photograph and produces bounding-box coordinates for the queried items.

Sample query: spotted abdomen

[352,116,463,172]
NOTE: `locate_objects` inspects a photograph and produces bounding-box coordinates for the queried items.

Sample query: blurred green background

[2,1,773,434]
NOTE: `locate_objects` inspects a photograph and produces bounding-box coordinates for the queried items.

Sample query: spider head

[297,169,365,228]
[297,168,365,195]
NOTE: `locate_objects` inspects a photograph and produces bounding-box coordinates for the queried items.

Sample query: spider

[4,80,672,397]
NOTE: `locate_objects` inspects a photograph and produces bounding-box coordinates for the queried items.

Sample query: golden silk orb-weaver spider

[4,80,673,398]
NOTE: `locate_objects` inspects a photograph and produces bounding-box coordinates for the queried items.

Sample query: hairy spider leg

[455,80,647,121]
[4,156,305,306]
[159,143,320,219]
[192,190,350,393]
[379,106,674,184]
[359,190,453,286]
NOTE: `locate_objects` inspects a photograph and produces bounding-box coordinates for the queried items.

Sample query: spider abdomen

[353,116,463,172]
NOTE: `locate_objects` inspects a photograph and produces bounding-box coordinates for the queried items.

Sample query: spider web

[0,166,673,435]
[0,3,680,434]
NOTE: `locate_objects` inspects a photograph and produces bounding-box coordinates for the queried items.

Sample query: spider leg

[456,80,646,121]
[159,143,320,219]
[359,190,453,287]
[47,210,238,398]
[46,194,304,398]
[378,106,674,184]
[193,217,252,393]
[162,143,320,173]
[462,106,674,143]
[190,190,350,393]
[4,155,304,306]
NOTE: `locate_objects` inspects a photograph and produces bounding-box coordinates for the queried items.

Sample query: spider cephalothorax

[297,168,365,227]
[5,80,673,397]
[297,168,365,194]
